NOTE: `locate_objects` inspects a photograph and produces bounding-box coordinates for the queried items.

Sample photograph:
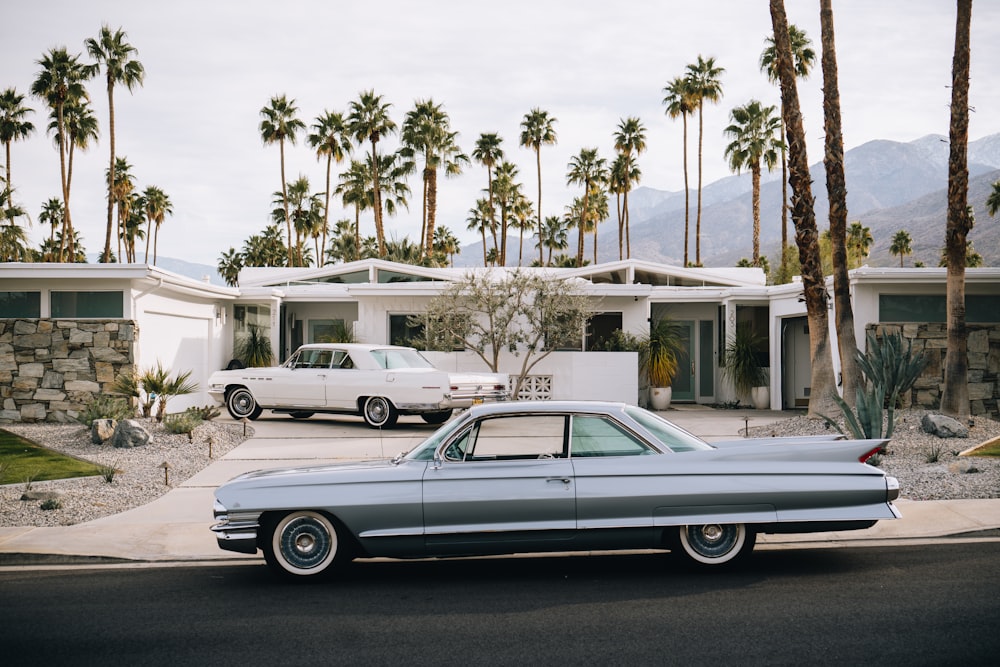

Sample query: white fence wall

[422,350,639,405]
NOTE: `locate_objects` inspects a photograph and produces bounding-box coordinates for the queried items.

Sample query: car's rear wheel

[263,511,345,578]
[362,396,398,428]
[420,410,452,425]
[676,523,755,566]
[225,386,262,420]
[289,411,314,419]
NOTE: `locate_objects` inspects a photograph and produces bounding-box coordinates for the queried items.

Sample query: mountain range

[456,132,1000,269]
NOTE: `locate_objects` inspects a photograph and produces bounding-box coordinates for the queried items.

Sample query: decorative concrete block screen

[869,322,999,418]
[0,319,137,423]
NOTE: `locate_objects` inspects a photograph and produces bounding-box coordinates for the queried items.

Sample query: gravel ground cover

[1,409,997,528]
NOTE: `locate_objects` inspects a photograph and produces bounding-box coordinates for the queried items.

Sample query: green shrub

[163,411,203,435]
[76,395,134,427]
[99,462,119,484]
[40,498,62,511]
[186,405,220,421]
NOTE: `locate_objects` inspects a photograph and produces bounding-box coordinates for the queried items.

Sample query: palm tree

[346,90,397,257]
[612,116,646,260]
[31,47,96,262]
[846,221,873,267]
[0,88,35,211]
[940,0,973,418]
[986,180,1000,217]
[723,100,782,266]
[259,94,305,266]
[662,77,697,266]
[86,25,144,264]
[466,198,492,266]
[308,110,351,265]
[335,159,371,261]
[889,230,912,267]
[121,192,145,262]
[140,185,171,264]
[608,155,627,260]
[38,197,63,260]
[433,225,460,266]
[492,160,522,265]
[519,108,557,265]
[51,98,99,247]
[401,99,468,257]
[768,0,837,418]
[108,156,134,261]
[818,0,861,406]
[538,214,568,266]
[217,247,243,287]
[760,23,815,255]
[685,55,725,266]
[511,191,534,267]
[566,148,607,266]
[472,133,504,253]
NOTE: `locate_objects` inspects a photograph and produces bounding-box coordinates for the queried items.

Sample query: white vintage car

[207,343,509,428]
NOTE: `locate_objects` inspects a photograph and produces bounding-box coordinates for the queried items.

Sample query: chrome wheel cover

[273,512,338,574]
[680,523,746,564]
[227,389,257,419]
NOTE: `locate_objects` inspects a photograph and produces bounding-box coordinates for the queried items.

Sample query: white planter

[649,386,672,411]
[751,386,770,410]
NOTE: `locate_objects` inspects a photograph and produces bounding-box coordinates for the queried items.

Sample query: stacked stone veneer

[869,322,1000,418]
[0,319,137,423]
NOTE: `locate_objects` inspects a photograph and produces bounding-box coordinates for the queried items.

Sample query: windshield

[369,348,436,370]
[625,406,715,452]
[405,415,469,461]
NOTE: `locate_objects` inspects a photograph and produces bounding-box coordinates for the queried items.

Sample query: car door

[422,414,576,552]
[257,349,329,407]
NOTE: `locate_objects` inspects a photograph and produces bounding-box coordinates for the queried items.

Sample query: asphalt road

[2,542,999,666]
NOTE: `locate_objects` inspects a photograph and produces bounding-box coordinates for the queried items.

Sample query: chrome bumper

[442,389,509,407]
[211,499,260,555]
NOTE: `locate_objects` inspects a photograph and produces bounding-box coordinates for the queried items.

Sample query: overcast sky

[4,0,999,266]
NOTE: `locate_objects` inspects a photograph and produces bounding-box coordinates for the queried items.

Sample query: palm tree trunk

[617,192,624,260]
[322,155,332,266]
[751,165,761,265]
[57,102,69,262]
[695,103,704,266]
[682,113,690,267]
[821,0,861,407]
[487,170,498,255]
[154,222,160,264]
[940,0,973,418]
[536,147,544,265]
[770,0,837,418]
[279,139,293,266]
[144,217,152,263]
[425,166,438,258]
[371,138,385,257]
[103,81,116,263]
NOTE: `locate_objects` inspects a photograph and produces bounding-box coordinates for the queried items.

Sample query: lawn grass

[0,429,103,485]
[967,437,1000,457]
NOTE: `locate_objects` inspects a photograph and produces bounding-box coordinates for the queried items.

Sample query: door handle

[546,478,571,484]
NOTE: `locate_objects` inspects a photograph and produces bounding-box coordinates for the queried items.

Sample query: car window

[292,349,334,369]
[369,348,435,370]
[570,415,654,457]
[624,406,714,452]
[464,415,566,460]
[331,351,353,369]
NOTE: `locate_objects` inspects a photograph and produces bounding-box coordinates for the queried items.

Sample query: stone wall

[0,319,137,423]
[868,322,1000,418]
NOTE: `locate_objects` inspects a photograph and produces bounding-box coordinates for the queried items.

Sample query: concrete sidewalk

[1,406,998,566]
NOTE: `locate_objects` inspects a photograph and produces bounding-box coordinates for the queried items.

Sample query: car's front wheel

[420,410,452,425]
[675,523,755,566]
[263,511,346,578]
[225,386,262,420]
[361,396,398,428]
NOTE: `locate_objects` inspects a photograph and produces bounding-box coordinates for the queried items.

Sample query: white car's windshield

[625,406,715,452]
[369,348,435,370]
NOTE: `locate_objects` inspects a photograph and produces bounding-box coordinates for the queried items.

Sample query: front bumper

[211,499,260,555]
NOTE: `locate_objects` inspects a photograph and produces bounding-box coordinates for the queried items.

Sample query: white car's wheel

[677,523,755,566]
[264,511,342,578]
[362,396,398,428]
[226,386,262,420]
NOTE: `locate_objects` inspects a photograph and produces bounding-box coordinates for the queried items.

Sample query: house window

[879,295,1000,323]
[585,312,623,351]
[50,291,123,318]
[309,319,346,343]
[389,314,425,347]
[0,291,41,318]
[233,304,271,351]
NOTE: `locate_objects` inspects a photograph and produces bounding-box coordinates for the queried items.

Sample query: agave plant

[639,317,683,388]
[235,325,274,367]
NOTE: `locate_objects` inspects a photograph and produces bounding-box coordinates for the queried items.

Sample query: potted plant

[722,323,769,409]
[639,317,684,411]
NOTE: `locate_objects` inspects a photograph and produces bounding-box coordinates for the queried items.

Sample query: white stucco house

[2,259,998,423]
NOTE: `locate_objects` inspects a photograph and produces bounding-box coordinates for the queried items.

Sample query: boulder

[91,419,117,444]
[921,413,969,438]
[21,490,62,502]
[111,419,152,448]
[948,460,979,474]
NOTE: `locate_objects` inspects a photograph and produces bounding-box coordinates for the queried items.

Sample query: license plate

[473,397,484,405]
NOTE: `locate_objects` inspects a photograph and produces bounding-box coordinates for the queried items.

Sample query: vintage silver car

[206,343,508,428]
[212,401,901,577]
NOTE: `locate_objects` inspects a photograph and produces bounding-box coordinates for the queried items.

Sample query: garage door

[138,312,212,413]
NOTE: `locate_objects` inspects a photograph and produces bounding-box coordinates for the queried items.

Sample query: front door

[671,320,696,402]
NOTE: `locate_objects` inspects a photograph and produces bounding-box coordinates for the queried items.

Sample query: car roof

[295,343,413,352]
[465,400,630,418]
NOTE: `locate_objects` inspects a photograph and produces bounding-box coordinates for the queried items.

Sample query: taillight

[859,446,883,464]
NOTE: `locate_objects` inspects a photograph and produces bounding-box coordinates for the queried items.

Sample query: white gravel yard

[1,408,998,528]
[746,409,1000,501]
[0,419,249,528]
